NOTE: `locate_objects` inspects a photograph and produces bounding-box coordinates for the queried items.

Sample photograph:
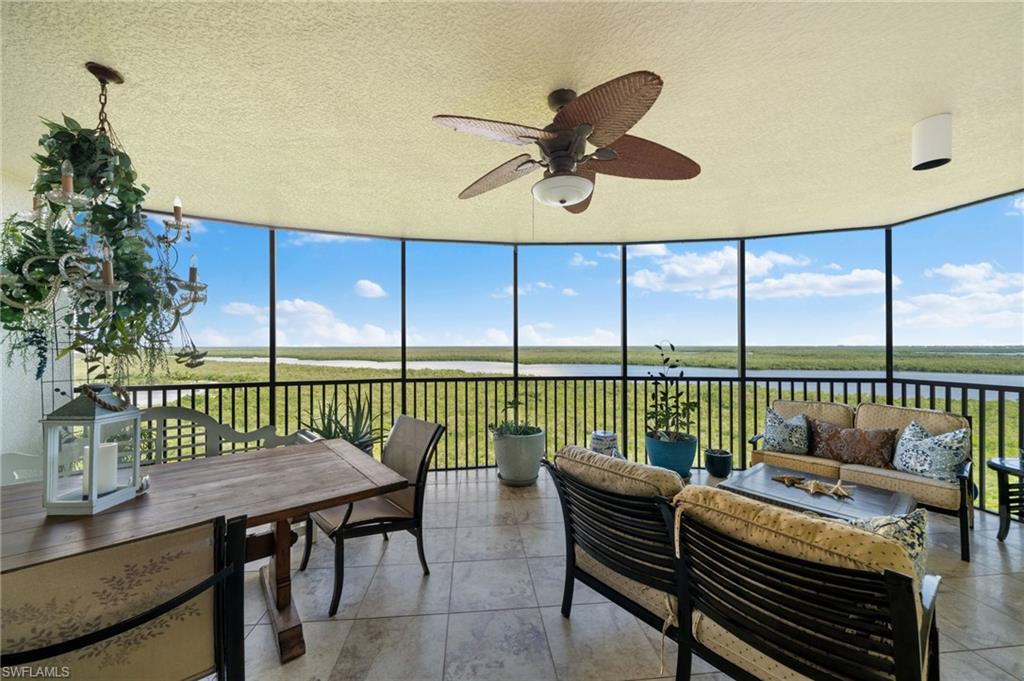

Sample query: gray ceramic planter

[494,430,546,486]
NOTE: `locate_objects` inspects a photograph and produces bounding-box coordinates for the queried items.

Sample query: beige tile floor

[241,469,1024,681]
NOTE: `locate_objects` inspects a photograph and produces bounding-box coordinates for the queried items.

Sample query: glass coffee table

[718,463,915,521]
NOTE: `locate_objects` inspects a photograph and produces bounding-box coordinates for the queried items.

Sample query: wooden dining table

[0,438,408,663]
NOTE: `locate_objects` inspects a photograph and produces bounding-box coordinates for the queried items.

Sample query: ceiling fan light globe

[531,174,594,207]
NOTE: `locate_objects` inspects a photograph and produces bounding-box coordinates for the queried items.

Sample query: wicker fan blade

[459,155,541,199]
[563,166,596,214]
[434,115,556,145]
[553,71,663,147]
[592,135,700,180]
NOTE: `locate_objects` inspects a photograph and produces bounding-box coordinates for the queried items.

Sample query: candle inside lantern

[173,195,183,222]
[60,160,74,194]
[189,253,198,284]
[83,442,120,496]
[101,246,114,285]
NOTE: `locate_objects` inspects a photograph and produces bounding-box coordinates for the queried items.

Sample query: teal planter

[645,434,698,479]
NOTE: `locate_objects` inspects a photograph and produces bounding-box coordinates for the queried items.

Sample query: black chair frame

[300,423,445,616]
[1,515,247,681]
[657,499,941,681]
[542,459,689,681]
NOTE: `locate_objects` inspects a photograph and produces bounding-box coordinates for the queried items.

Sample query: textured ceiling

[2,2,1021,244]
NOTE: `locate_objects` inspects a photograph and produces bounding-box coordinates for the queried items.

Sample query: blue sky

[164,193,1023,349]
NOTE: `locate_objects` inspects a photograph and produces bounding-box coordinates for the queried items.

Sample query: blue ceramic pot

[645,434,698,479]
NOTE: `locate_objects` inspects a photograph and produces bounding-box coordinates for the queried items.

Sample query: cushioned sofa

[543,445,940,681]
[750,399,974,560]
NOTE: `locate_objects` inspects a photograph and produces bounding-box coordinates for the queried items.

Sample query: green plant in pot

[490,396,545,486]
[644,342,699,479]
[304,398,385,455]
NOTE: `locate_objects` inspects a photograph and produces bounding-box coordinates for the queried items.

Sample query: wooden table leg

[259,519,305,662]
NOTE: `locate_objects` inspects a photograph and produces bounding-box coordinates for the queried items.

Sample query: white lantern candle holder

[42,385,143,515]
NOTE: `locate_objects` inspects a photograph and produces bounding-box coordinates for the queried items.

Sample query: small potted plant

[305,398,385,454]
[704,448,733,478]
[490,396,545,486]
[644,342,699,479]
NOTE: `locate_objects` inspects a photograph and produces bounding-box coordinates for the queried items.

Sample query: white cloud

[223,297,398,345]
[596,250,620,260]
[1005,196,1024,216]
[481,328,511,345]
[925,262,1024,294]
[825,262,842,271]
[354,279,387,298]
[895,260,1024,342]
[191,328,232,346]
[570,252,597,267]
[284,232,368,246]
[627,244,669,259]
[738,268,894,300]
[629,246,805,295]
[519,324,617,346]
[561,288,579,297]
[491,281,554,298]
[535,281,553,289]
[222,301,269,325]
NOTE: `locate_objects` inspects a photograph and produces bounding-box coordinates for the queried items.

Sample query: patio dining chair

[1,515,247,681]
[299,415,445,616]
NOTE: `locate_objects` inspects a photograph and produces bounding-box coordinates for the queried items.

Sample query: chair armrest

[919,574,941,654]
[748,433,764,446]
[956,459,972,481]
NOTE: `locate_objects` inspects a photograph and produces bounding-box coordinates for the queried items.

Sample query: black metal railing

[125,374,1022,513]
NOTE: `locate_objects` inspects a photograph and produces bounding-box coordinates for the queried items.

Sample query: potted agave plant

[305,398,385,454]
[644,342,699,479]
[490,397,545,486]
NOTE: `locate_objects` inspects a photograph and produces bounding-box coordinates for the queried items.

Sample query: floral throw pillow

[893,421,970,483]
[849,508,928,584]
[809,419,897,468]
[762,408,809,455]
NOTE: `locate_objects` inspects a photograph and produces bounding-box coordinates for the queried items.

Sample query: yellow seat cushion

[575,546,675,621]
[772,399,854,428]
[553,445,684,497]
[692,609,813,681]
[855,403,970,438]
[840,464,960,510]
[750,450,842,478]
[676,485,920,595]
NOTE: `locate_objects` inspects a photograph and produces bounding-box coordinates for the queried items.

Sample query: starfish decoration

[828,480,854,498]
[772,475,805,487]
[797,480,833,496]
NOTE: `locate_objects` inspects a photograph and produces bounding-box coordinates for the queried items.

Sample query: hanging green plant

[2,91,205,382]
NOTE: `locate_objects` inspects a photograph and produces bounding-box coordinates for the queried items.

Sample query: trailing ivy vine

[1,115,193,382]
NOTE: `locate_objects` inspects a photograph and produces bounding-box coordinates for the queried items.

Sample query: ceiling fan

[433,71,700,214]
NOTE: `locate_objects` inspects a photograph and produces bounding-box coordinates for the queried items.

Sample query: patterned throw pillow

[762,408,809,454]
[849,509,928,584]
[893,421,970,483]
[809,419,897,468]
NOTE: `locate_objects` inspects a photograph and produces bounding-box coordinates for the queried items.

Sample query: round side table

[987,456,1022,542]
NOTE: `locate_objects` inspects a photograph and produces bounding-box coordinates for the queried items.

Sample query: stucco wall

[1,171,74,481]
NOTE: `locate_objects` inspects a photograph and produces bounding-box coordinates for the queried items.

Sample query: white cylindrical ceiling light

[912,113,952,171]
[532,173,594,207]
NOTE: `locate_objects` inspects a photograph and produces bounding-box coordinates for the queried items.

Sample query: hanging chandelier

[0,62,208,378]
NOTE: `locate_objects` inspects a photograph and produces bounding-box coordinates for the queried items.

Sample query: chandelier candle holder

[0,61,209,381]
[41,385,145,515]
